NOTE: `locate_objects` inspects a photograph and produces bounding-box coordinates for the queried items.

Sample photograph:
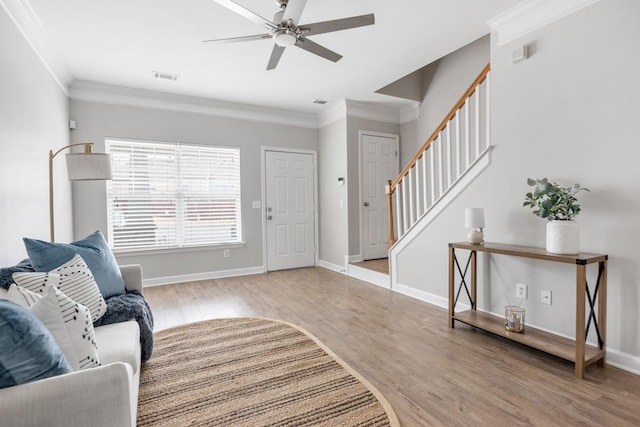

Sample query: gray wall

[0,7,71,264]
[70,100,318,279]
[396,0,640,361]
[400,35,490,166]
[318,118,348,268]
[346,116,400,257]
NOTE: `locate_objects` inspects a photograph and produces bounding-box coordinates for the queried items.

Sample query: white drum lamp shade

[465,208,485,229]
[66,153,112,181]
[465,208,485,244]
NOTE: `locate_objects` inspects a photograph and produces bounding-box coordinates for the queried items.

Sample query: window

[105,139,241,252]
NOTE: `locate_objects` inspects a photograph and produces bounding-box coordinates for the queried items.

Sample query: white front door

[361,132,399,260]
[265,151,316,271]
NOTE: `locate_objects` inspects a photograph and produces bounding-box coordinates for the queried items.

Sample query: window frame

[105,138,243,254]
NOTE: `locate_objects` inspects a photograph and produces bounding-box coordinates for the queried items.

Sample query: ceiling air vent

[153,71,179,81]
[313,99,328,105]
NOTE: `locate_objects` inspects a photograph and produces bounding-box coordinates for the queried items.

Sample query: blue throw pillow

[0,300,72,389]
[23,231,125,298]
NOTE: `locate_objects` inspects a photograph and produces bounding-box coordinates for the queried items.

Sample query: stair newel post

[386,180,396,248]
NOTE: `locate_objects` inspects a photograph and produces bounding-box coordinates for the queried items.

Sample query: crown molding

[317,101,347,128]
[69,80,319,129]
[317,99,413,128]
[399,103,420,124]
[344,100,404,124]
[1,0,72,94]
[487,0,600,46]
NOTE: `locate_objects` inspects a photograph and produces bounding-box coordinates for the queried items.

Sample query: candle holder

[505,306,525,333]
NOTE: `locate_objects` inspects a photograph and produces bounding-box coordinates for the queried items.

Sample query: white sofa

[0,265,144,427]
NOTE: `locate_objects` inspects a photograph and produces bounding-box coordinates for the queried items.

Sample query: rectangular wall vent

[153,71,179,81]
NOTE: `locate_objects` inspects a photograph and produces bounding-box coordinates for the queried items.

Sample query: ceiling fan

[204,0,375,70]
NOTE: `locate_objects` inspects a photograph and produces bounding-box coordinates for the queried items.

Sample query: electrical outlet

[541,290,552,305]
[223,249,230,258]
[516,283,528,300]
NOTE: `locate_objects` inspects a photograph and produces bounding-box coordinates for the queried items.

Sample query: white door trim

[261,146,318,272]
[358,130,400,260]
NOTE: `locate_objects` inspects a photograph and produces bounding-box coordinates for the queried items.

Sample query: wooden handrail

[389,63,490,192]
[386,63,491,248]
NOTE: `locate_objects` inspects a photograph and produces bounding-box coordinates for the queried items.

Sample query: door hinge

[395,150,398,157]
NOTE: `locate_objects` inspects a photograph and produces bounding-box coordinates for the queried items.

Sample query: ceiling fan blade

[203,33,271,44]
[299,14,375,36]
[266,45,286,70]
[211,0,276,30]
[294,37,342,63]
[282,0,307,24]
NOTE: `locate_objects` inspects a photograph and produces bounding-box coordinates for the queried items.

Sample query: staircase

[386,64,492,285]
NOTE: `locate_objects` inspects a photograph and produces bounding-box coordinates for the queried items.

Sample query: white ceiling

[19,0,517,114]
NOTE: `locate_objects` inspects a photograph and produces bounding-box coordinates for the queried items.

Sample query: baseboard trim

[143,266,266,287]
[346,255,363,263]
[394,282,640,376]
[318,259,346,274]
[607,349,640,376]
[393,283,472,311]
[347,264,390,289]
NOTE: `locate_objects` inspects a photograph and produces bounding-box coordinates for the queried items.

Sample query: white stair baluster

[455,111,461,179]
[465,101,470,168]
[394,187,402,238]
[475,88,480,159]
[422,151,428,213]
[446,124,452,187]
[408,167,415,227]
[429,145,436,205]
[401,179,409,236]
[437,135,443,197]
[485,73,491,149]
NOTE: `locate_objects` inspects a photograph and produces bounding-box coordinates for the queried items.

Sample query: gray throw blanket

[0,258,34,289]
[1,258,154,362]
[94,291,154,362]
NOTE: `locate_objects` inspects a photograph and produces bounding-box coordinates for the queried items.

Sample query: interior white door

[361,133,399,260]
[265,151,316,271]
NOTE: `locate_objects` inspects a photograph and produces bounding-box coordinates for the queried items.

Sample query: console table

[448,242,607,379]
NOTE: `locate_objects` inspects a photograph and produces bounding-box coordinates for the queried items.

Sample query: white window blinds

[105,139,241,252]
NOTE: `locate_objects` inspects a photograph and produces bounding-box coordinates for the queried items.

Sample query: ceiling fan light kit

[274,28,297,47]
[206,0,374,70]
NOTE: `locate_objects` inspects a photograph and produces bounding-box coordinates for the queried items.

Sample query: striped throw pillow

[13,254,107,322]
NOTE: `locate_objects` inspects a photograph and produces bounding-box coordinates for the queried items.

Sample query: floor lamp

[49,142,112,242]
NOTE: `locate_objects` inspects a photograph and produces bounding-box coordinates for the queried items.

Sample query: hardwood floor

[351,258,390,275]
[143,267,640,426]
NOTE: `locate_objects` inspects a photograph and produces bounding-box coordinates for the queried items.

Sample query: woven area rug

[137,318,400,427]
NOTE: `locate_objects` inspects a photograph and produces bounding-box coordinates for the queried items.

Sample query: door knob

[267,215,273,220]
[364,202,370,207]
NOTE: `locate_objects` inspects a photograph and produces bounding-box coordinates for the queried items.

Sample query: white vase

[546,220,580,254]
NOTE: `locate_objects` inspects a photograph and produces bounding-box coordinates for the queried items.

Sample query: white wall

[395,0,640,368]
[69,99,318,280]
[346,116,400,256]
[318,118,348,269]
[0,7,71,265]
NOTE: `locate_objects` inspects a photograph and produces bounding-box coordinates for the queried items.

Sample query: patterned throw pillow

[5,284,100,371]
[13,254,107,322]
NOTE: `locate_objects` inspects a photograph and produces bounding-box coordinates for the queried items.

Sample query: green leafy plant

[523,178,589,221]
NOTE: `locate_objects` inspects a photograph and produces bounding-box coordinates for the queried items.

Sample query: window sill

[113,242,246,257]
